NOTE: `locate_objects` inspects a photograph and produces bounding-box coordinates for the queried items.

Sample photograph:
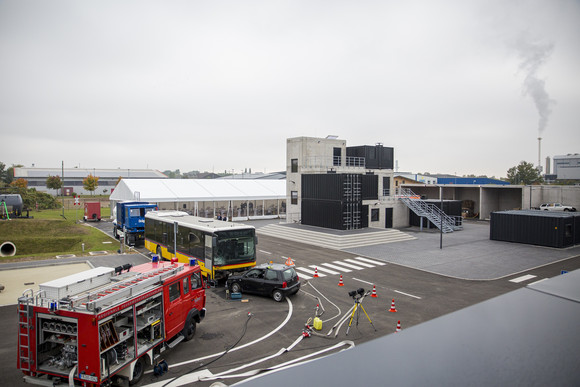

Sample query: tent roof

[109,179,286,202]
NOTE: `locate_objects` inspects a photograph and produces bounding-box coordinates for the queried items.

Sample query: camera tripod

[346,288,376,335]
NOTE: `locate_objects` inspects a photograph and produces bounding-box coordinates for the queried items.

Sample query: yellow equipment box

[313,317,322,331]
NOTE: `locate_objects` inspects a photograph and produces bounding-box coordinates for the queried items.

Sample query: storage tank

[0,194,23,216]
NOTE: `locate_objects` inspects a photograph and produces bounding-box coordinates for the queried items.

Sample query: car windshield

[214,230,255,265]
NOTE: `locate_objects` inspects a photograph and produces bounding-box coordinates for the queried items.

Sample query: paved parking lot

[260,220,580,280]
[1,219,579,386]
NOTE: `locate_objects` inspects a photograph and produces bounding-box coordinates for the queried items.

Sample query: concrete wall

[405,184,580,220]
[523,185,580,209]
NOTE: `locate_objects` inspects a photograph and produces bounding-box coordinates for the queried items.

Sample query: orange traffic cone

[371,284,378,298]
[388,298,397,312]
[285,257,295,266]
[395,320,401,332]
[338,275,344,286]
[313,267,319,278]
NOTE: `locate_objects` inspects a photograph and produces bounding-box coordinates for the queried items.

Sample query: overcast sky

[1,0,579,178]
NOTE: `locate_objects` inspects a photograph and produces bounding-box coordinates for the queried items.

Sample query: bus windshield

[214,229,256,266]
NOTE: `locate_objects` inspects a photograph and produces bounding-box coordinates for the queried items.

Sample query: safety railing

[396,188,461,233]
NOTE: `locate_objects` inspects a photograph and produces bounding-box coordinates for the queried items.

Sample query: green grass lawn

[0,207,119,261]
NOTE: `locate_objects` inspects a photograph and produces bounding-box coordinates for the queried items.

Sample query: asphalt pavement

[1,218,579,386]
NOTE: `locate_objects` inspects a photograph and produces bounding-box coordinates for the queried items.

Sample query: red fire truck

[17,258,206,386]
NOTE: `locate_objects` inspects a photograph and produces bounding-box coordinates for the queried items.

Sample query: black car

[226,263,301,302]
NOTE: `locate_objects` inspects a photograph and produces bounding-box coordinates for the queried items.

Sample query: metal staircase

[397,188,461,233]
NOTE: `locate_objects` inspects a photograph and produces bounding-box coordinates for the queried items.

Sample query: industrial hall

[109,178,286,221]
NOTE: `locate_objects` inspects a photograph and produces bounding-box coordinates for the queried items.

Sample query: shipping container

[301,173,379,230]
[409,200,462,228]
[362,173,378,200]
[346,144,394,170]
[490,210,580,248]
[84,201,101,221]
[301,199,348,230]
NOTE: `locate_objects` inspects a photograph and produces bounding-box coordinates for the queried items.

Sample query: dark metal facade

[301,174,365,230]
[490,210,580,248]
[346,144,394,169]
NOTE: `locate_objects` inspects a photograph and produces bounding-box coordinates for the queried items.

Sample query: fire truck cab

[17,258,206,386]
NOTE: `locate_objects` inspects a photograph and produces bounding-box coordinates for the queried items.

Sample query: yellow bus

[144,211,257,280]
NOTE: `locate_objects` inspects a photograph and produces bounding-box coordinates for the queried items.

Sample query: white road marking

[332,260,365,270]
[295,267,326,277]
[352,277,374,285]
[321,263,352,272]
[355,256,386,266]
[344,258,375,268]
[310,265,340,275]
[509,274,537,283]
[394,289,422,299]
[260,250,272,255]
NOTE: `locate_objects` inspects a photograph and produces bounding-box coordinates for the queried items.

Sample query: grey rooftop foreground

[236,269,580,387]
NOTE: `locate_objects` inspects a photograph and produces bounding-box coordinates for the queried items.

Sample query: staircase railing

[396,188,460,233]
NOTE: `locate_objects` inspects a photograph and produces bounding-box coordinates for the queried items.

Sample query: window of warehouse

[291,191,298,205]
[371,209,379,222]
[291,159,298,173]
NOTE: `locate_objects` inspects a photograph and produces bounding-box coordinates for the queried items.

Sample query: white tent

[110,179,286,220]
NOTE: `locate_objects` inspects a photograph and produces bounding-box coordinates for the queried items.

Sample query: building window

[371,208,379,222]
[291,191,298,205]
[291,159,298,173]
[333,148,341,166]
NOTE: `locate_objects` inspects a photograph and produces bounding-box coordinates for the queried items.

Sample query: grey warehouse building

[14,167,167,196]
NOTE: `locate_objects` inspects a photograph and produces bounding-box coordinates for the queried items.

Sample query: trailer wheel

[130,357,145,385]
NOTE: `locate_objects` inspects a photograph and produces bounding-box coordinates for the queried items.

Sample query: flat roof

[240,269,580,386]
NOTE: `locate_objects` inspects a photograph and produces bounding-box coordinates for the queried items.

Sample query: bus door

[204,235,214,278]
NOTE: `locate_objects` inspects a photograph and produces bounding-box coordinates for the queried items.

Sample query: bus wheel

[129,357,145,385]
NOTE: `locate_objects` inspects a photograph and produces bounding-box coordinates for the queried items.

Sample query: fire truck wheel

[183,319,197,341]
[130,357,145,385]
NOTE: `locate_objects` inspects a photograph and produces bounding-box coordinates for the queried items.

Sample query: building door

[385,208,393,228]
[383,176,391,196]
[362,205,368,228]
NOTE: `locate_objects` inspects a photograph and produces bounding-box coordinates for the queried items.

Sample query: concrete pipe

[0,241,16,257]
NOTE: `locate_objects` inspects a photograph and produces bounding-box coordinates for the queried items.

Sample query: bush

[1,187,59,210]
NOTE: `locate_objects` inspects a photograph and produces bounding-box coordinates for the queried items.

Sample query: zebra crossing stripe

[344,258,375,268]
[509,274,536,283]
[355,257,386,266]
[321,263,352,272]
[310,265,340,275]
[296,267,326,277]
[296,272,312,280]
[332,260,364,271]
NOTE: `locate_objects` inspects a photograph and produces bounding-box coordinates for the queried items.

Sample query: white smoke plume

[516,34,556,135]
